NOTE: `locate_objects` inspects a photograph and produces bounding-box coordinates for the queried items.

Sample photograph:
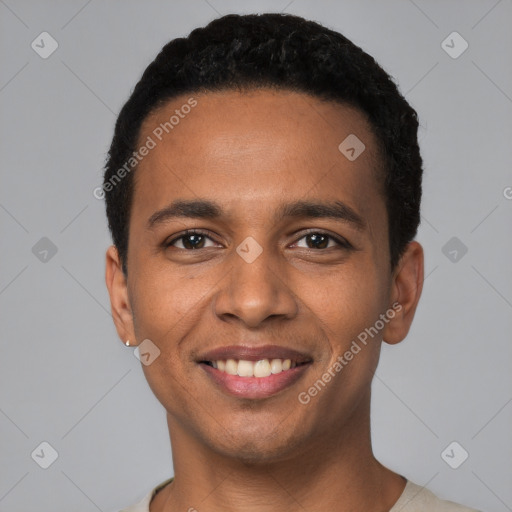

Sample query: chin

[207,425,308,466]
[217,442,296,466]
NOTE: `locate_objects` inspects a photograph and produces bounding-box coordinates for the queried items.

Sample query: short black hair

[103,12,422,277]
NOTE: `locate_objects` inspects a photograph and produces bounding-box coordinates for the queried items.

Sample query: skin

[105,89,424,511]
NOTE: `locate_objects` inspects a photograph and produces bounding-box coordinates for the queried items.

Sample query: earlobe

[105,245,137,346]
[382,241,424,345]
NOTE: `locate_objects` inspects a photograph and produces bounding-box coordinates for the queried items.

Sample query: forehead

[132,89,384,225]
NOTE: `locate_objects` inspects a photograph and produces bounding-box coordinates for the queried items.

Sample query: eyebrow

[146,198,366,231]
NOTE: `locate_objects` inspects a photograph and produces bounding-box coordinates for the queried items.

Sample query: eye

[164,229,352,251]
[165,230,219,250]
[293,231,352,250]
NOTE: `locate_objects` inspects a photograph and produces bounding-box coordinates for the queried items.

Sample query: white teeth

[253,359,272,377]
[270,358,282,374]
[237,360,254,377]
[225,359,238,375]
[209,358,296,377]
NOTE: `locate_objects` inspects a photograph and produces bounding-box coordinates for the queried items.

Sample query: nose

[213,243,298,328]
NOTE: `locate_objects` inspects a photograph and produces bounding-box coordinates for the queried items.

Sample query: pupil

[308,233,327,249]
[185,234,204,249]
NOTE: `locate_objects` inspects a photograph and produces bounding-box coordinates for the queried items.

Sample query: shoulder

[391,480,482,512]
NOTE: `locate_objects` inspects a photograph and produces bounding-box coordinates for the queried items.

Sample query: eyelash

[164,229,353,251]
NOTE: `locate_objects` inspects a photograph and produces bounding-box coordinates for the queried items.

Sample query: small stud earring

[125,340,130,346]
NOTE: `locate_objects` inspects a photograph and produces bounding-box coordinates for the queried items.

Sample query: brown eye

[166,230,217,250]
[294,231,351,250]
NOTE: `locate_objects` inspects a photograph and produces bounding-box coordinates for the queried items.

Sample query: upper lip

[197,345,313,364]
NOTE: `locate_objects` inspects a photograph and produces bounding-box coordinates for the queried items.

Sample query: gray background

[1,0,511,511]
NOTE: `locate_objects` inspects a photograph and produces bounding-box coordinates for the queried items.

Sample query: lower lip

[200,363,311,399]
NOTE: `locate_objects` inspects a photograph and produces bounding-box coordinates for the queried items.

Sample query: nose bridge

[213,236,297,327]
[233,239,276,295]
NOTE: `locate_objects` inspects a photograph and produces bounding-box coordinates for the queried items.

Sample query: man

[103,12,480,512]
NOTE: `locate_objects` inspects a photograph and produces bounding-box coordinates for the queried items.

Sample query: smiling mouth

[200,358,310,378]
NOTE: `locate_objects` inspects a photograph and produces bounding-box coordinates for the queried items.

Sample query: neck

[151,393,406,512]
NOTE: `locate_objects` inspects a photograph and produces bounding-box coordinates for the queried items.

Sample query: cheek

[140,353,197,426]
[309,261,385,343]
[129,266,208,342]
[305,267,385,413]
[131,272,202,413]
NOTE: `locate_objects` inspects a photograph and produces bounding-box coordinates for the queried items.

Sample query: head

[104,13,424,464]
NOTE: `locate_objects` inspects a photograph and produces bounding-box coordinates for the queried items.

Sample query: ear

[105,245,136,346]
[382,241,424,345]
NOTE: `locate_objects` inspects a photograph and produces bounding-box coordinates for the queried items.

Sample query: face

[106,89,423,463]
